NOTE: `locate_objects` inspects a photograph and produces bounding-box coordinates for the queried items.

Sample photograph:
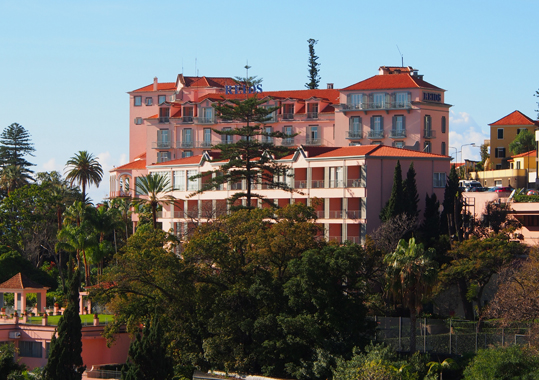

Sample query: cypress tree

[0,123,35,173]
[441,164,460,236]
[380,160,405,221]
[402,162,420,218]
[305,38,321,89]
[420,193,441,242]
[122,315,174,380]
[43,263,85,380]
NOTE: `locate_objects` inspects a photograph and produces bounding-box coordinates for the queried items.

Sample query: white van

[459,180,483,192]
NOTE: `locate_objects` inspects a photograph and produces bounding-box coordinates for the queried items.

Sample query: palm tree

[0,164,32,195]
[110,197,133,242]
[65,151,103,201]
[56,223,98,286]
[133,173,175,229]
[384,237,438,353]
[86,203,122,273]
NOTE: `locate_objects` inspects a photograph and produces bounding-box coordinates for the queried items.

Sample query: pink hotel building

[110,66,451,242]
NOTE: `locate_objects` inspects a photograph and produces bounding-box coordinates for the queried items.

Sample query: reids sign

[225,85,263,95]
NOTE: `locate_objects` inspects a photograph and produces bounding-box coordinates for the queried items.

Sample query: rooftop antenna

[245,60,251,80]
[396,45,404,67]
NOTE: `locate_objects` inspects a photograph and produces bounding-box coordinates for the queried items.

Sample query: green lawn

[27,314,114,325]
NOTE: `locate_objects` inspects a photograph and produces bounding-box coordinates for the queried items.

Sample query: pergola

[0,273,49,314]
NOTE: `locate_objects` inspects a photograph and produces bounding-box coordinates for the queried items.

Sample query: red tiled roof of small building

[511,149,537,158]
[133,82,176,92]
[151,155,204,166]
[112,158,147,171]
[368,145,449,158]
[182,76,236,88]
[489,110,539,126]
[304,145,449,159]
[342,73,442,91]
[0,273,49,290]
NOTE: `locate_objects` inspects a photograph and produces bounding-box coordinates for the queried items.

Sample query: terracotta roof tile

[512,149,536,158]
[112,158,147,171]
[197,89,341,104]
[133,82,176,92]
[183,76,236,88]
[343,73,442,91]
[151,155,204,166]
[304,145,449,159]
[368,145,449,158]
[489,110,539,126]
[0,273,49,290]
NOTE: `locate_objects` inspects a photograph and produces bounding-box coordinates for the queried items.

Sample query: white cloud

[449,110,488,162]
[41,158,59,172]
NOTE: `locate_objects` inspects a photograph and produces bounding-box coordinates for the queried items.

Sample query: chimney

[327,83,334,89]
[153,77,158,91]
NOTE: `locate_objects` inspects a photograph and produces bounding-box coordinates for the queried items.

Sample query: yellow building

[489,110,538,169]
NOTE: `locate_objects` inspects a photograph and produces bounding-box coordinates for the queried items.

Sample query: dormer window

[394,92,410,108]
[372,93,386,108]
[283,104,294,120]
[307,103,318,119]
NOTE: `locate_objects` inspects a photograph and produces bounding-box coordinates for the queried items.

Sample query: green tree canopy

[65,151,103,202]
[509,129,535,155]
[403,162,420,218]
[380,161,405,222]
[0,123,35,173]
[133,173,174,229]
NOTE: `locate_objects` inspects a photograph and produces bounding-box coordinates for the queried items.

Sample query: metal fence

[372,317,531,354]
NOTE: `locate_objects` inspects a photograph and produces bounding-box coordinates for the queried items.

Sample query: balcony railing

[329,180,344,188]
[281,113,294,120]
[346,236,361,244]
[261,137,274,144]
[346,210,362,219]
[306,112,318,119]
[177,141,194,149]
[180,116,193,123]
[159,117,170,123]
[196,140,215,148]
[424,129,436,139]
[389,129,407,138]
[341,101,412,111]
[315,210,325,219]
[311,180,325,188]
[152,141,172,149]
[346,130,363,139]
[294,180,308,189]
[328,210,345,218]
[281,138,296,146]
[230,182,243,190]
[193,117,215,124]
[367,130,384,139]
[304,138,321,146]
[347,179,362,188]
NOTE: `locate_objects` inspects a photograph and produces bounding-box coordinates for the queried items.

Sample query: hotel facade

[110,66,451,242]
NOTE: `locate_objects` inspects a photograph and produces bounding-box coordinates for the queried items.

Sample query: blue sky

[1,0,538,202]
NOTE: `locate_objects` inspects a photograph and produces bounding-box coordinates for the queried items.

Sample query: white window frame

[187,170,198,191]
[348,94,363,108]
[373,93,385,108]
[174,170,186,191]
[395,92,409,108]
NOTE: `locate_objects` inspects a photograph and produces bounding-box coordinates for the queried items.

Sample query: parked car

[527,189,539,196]
[494,186,513,193]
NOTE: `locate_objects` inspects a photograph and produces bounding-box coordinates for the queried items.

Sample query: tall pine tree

[191,76,294,210]
[380,160,405,221]
[43,263,85,380]
[402,162,420,218]
[305,39,320,89]
[441,164,461,236]
[0,123,35,173]
[122,315,174,380]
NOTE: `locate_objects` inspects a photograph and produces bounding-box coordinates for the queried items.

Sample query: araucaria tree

[65,151,103,202]
[192,80,293,209]
[0,123,35,172]
[305,38,321,89]
[43,264,85,380]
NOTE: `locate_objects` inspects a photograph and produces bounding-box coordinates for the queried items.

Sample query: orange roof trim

[489,110,539,126]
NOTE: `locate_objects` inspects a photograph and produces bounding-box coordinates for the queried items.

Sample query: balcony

[367,130,384,139]
[194,117,215,124]
[294,180,308,189]
[152,141,172,149]
[389,129,406,138]
[424,129,436,139]
[180,116,193,124]
[346,179,362,188]
[346,210,362,219]
[346,130,363,139]
[328,210,344,218]
[158,117,170,123]
[281,113,294,120]
[230,182,243,190]
[340,101,412,112]
[196,140,215,148]
[311,180,325,189]
[306,112,318,119]
[329,180,344,188]
[304,138,321,146]
[281,137,296,146]
[177,141,194,149]
[261,137,274,144]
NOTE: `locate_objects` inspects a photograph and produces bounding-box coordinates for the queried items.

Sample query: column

[36,292,43,313]
[20,293,26,314]
[324,167,330,188]
[307,167,312,189]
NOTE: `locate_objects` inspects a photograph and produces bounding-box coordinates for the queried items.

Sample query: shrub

[463,345,539,379]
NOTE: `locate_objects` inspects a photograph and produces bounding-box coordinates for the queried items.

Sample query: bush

[463,345,539,379]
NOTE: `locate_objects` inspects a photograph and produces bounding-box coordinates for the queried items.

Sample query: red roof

[303,145,449,159]
[181,76,236,88]
[133,82,176,92]
[511,149,536,158]
[112,158,147,171]
[0,273,49,290]
[197,89,341,104]
[343,73,442,91]
[151,155,204,166]
[489,110,539,126]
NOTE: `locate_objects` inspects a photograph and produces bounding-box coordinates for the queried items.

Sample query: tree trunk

[410,308,417,353]
[82,250,90,286]
[458,278,475,320]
